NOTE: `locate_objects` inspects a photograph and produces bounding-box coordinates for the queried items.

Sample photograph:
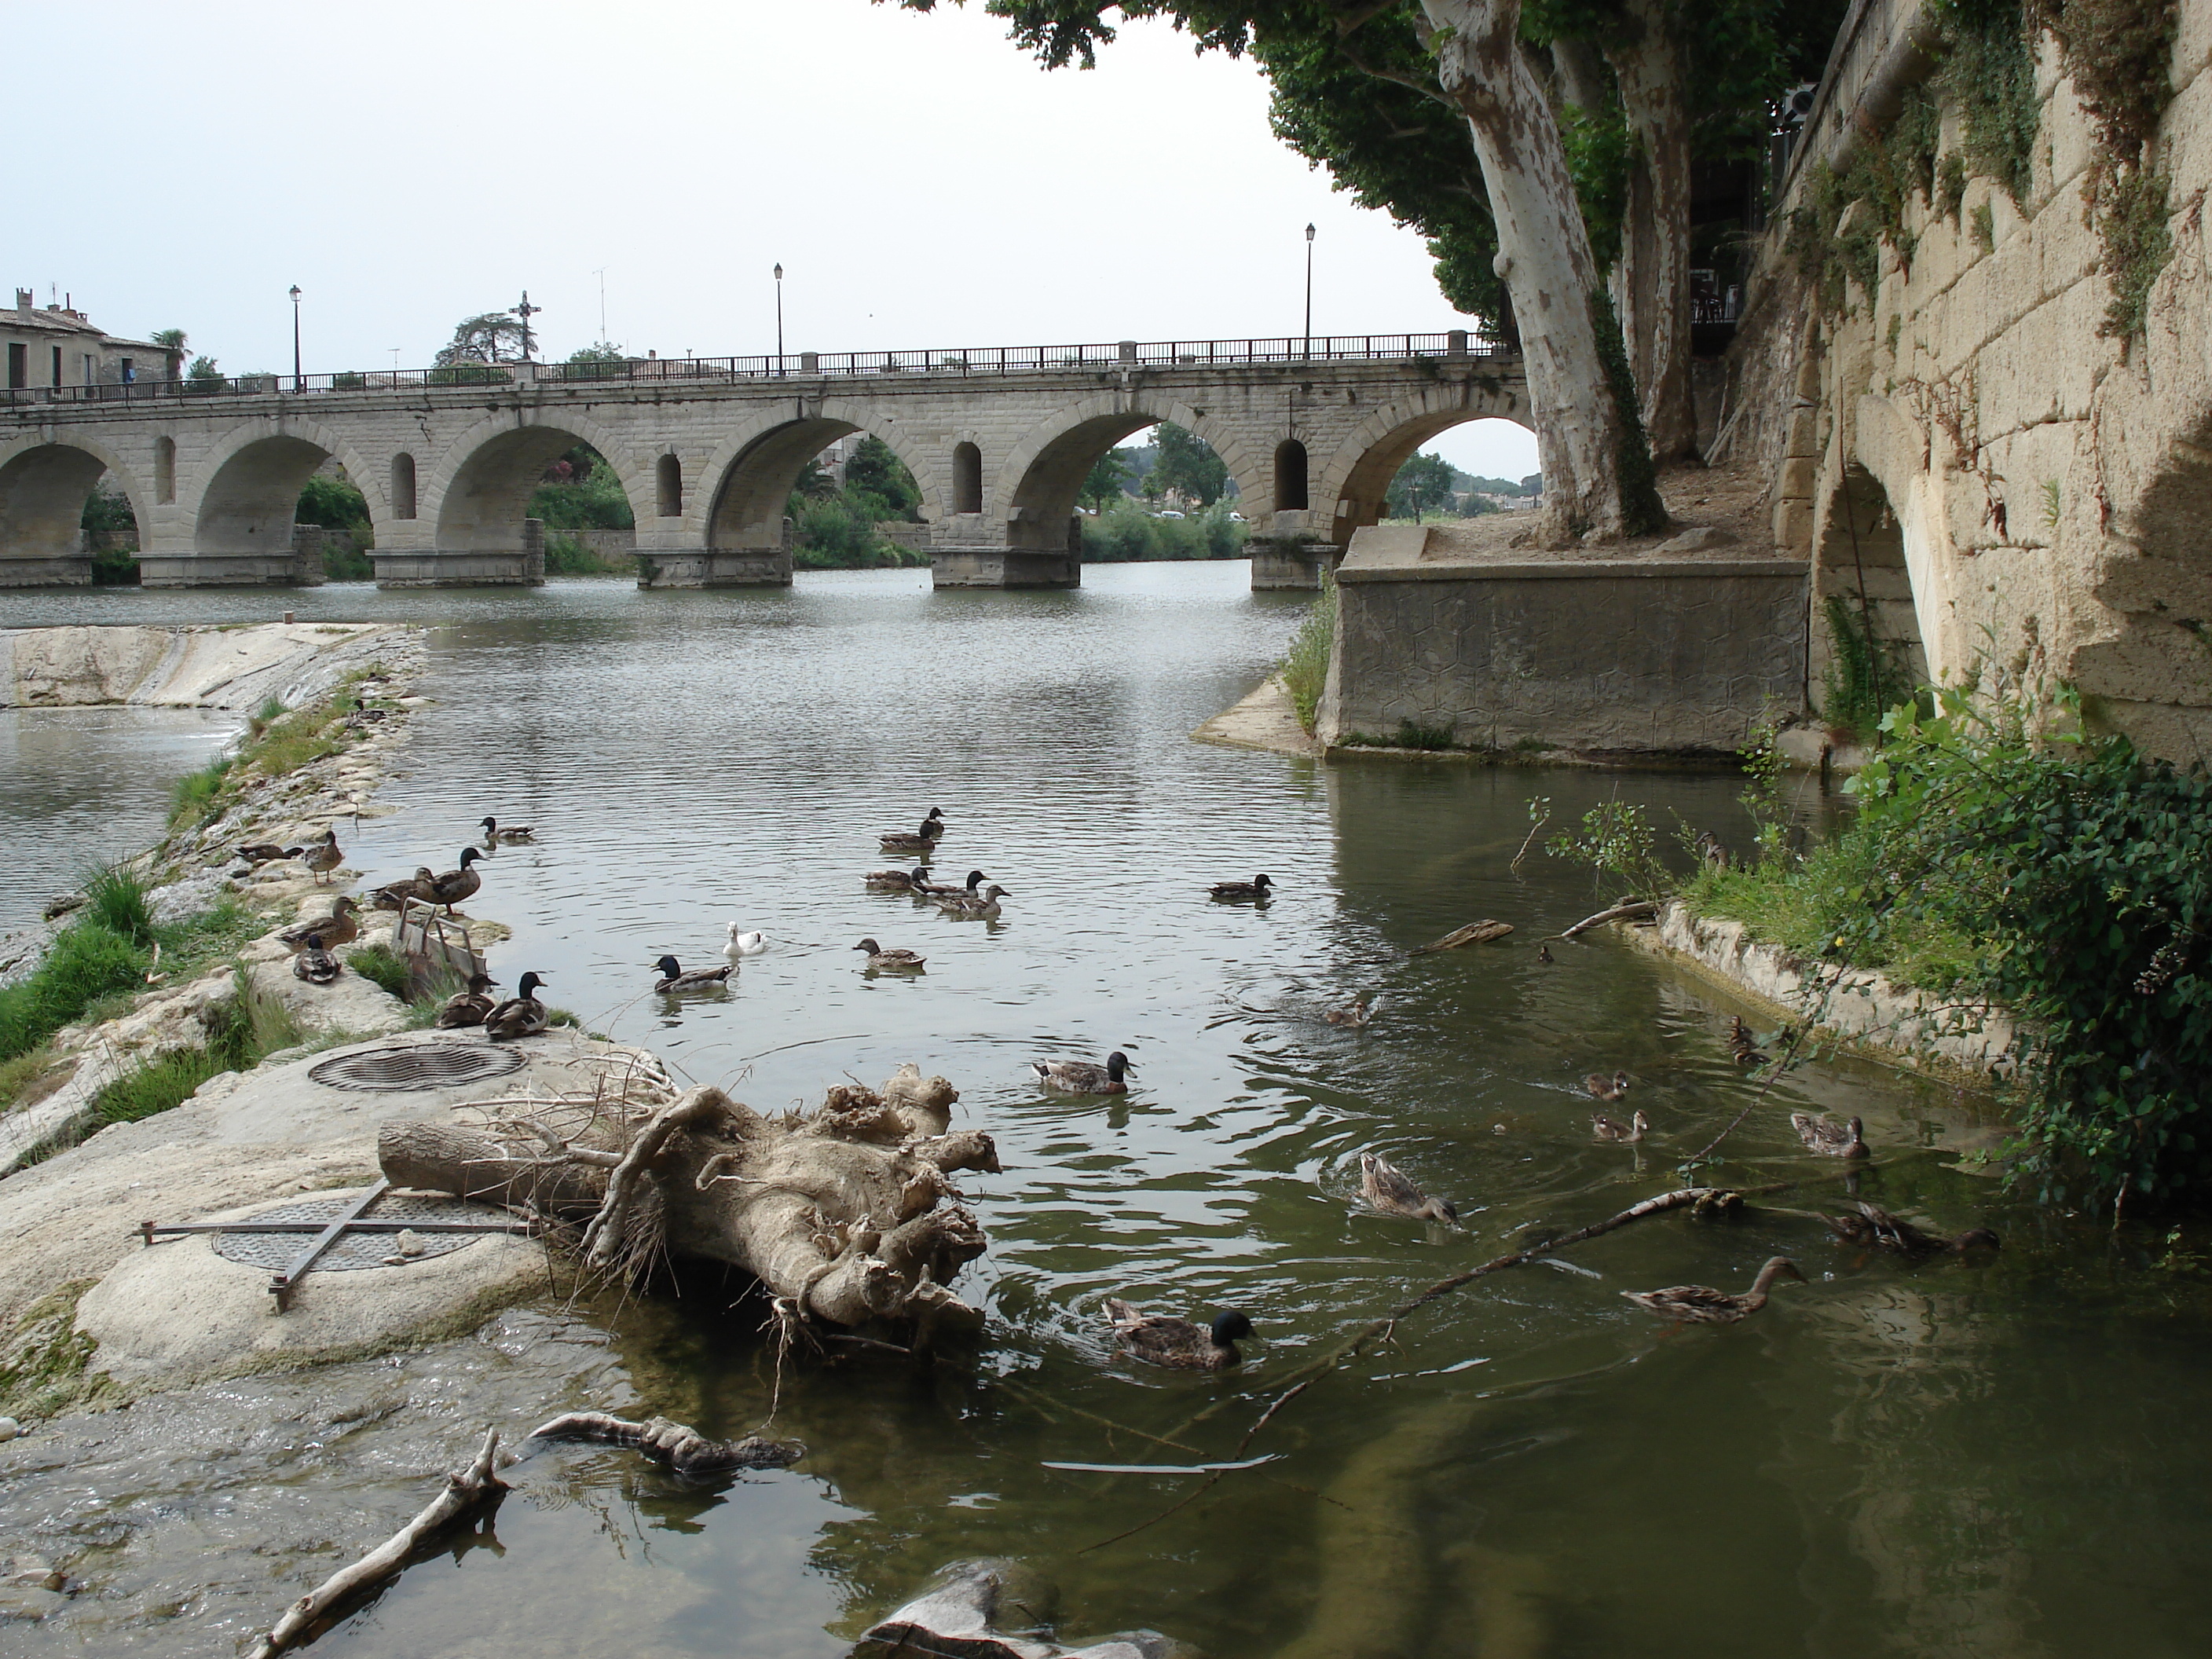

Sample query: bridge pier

[1247,534,1342,590]
[372,518,546,588]
[930,547,1081,588]
[0,554,93,587]
[636,548,793,588]
[139,531,328,588]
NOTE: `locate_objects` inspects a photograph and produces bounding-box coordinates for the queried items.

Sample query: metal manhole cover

[211,1193,511,1273]
[309,1042,526,1093]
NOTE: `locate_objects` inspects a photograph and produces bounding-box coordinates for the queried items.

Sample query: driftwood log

[858,1558,1188,1659]
[377,1065,998,1330]
[1412,918,1514,954]
[1560,899,1658,939]
[522,1411,803,1477]
[248,1429,504,1658]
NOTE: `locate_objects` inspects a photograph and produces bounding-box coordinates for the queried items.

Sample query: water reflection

[1,573,2209,1657]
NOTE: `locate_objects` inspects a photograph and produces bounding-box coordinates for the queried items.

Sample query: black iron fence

[0,331,1511,407]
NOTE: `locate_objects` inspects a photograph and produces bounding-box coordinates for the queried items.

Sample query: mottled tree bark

[1418,0,1637,542]
[1607,0,1697,463]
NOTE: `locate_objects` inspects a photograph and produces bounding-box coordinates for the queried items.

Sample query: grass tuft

[1277,574,1336,734]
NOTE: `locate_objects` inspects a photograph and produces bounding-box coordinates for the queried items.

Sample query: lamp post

[289,285,302,391]
[1302,225,1316,360]
[774,263,785,373]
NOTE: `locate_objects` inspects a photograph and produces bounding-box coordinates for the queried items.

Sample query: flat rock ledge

[1623,899,2020,1082]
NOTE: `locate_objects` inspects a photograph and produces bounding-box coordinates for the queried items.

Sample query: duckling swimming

[855,938,925,970]
[435,972,500,1029]
[1031,1051,1133,1093]
[1325,994,1382,1027]
[1793,1112,1870,1158]
[1358,1152,1458,1223]
[1825,1201,1999,1256]
[1591,1109,1649,1144]
[653,955,732,993]
[483,972,550,1041]
[1584,1070,1631,1101]
[1103,1300,1254,1371]
[236,843,303,867]
[1209,873,1274,902]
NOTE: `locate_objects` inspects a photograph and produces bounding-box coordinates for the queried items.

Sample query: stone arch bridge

[0,333,1525,591]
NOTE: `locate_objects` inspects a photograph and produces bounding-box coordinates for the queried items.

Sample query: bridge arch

[0,433,152,564]
[1311,382,1532,544]
[993,395,1265,550]
[426,412,646,554]
[694,402,936,551]
[1813,463,1931,721]
[189,418,393,557]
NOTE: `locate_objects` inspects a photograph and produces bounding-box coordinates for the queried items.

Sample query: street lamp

[775,263,785,372]
[289,285,302,391]
[1302,225,1316,360]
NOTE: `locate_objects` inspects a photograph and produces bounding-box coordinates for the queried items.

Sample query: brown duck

[1358,1152,1459,1223]
[1622,1257,1805,1324]
[1793,1113,1870,1158]
[1825,1202,1999,1256]
[1104,1300,1255,1371]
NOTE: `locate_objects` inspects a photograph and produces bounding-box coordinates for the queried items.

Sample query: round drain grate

[211,1192,511,1273]
[309,1042,526,1093]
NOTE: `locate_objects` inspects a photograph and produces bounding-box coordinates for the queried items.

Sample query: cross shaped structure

[512,291,540,363]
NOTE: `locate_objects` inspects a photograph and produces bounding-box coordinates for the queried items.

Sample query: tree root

[521,1411,803,1478]
[247,1429,504,1658]
[1559,899,1658,939]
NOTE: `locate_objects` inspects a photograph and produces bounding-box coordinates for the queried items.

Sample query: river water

[4,568,2210,1658]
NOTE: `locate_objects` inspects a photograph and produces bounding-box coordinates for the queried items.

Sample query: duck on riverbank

[1104,1301,1254,1370]
[372,867,440,911]
[483,972,550,1040]
[306,829,344,885]
[292,936,342,985]
[277,895,359,951]
[428,847,485,914]
[436,973,500,1028]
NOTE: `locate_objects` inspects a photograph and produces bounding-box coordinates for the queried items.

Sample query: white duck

[725,925,767,958]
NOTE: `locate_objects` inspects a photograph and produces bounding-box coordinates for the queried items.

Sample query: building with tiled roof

[4,290,182,390]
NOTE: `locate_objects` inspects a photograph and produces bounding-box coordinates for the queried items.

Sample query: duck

[1621,1257,1805,1324]
[236,842,303,867]
[879,808,947,851]
[1694,830,1730,870]
[1325,994,1382,1027]
[351,698,390,723]
[917,867,988,899]
[482,972,551,1041]
[435,972,500,1029]
[277,895,360,950]
[1209,873,1274,902]
[1793,1112,1870,1158]
[864,866,929,890]
[1728,1016,1769,1066]
[479,815,536,844]
[305,828,344,885]
[292,935,342,985]
[937,883,1012,918]
[854,938,925,970]
[1031,1050,1133,1093]
[724,925,767,957]
[1103,1299,1254,1371]
[1358,1152,1459,1223]
[372,867,440,911]
[1584,1070,1632,1101]
[654,954,732,994]
[1825,1202,2000,1256]
[427,846,485,913]
[1536,943,1554,965]
[1591,1109,1650,1144]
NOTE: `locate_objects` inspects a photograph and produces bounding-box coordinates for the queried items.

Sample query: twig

[520,1411,803,1477]
[249,1428,504,1657]
[1077,1379,1317,1555]
[1511,806,1551,874]
[1560,899,1657,939]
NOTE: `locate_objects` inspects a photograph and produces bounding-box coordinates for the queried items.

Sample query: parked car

[1155,510,1186,519]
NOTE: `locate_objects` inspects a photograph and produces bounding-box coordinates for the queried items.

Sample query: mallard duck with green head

[483,972,550,1040]
[1103,1299,1255,1371]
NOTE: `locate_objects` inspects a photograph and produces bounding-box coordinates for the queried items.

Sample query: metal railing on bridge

[0,331,1511,407]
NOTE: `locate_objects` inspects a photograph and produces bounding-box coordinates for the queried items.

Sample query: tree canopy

[437,312,529,366]
[1145,423,1230,506]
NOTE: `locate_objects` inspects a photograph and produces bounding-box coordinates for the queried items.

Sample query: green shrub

[1278,576,1336,734]
[0,925,147,1061]
[1079,500,1247,562]
[82,865,155,947]
[91,1047,228,1124]
[347,943,413,1000]
[170,756,233,826]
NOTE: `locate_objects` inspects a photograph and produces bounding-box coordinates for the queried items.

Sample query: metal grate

[309,1042,526,1093]
[211,1192,513,1273]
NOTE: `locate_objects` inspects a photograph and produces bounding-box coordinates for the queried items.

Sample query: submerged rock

[857,1558,1195,1659]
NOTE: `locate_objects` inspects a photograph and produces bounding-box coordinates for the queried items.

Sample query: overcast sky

[11,0,1538,482]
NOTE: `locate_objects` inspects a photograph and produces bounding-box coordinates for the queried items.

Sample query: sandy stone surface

[1190,674,1318,758]
[2,621,394,709]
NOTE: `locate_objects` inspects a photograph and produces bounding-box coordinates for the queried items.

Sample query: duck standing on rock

[436,973,500,1028]
[483,972,550,1040]
[1584,1070,1632,1101]
[880,808,947,853]
[372,867,440,911]
[1793,1113,1870,1158]
[1210,873,1274,902]
[854,938,925,971]
[654,955,732,993]
[1622,1257,1805,1324]
[1031,1051,1133,1093]
[1358,1152,1459,1224]
[1104,1300,1255,1371]
[480,816,536,844]
[293,935,342,985]
[306,828,344,885]
[278,895,359,951]
[428,847,485,914]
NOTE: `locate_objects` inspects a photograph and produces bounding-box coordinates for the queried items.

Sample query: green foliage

[1558,102,1633,274]
[186,355,222,383]
[1931,0,2039,203]
[295,474,371,533]
[530,445,635,530]
[844,436,922,518]
[170,756,233,826]
[93,964,307,1126]
[1547,797,1671,898]
[1818,594,1907,742]
[1080,450,1133,512]
[1588,287,1668,536]
[345,943,412,1000]
[1145,423,1229,507]
[79,481,137,537]
[792,496,917,569]
[436,310,528,366]
[0,923,146,1063]
[90,1046,228,1125]
[1079,499,1246,562]
[544,535,635,577]
[1970,200,1997,252]
[150,328,189,353]
[2093,162,2174,344]
[1278,574,1335,734]
[1386,452,1457,522]
[83,864,156,947]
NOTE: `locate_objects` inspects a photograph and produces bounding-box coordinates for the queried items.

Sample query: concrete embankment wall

[4,622,396,709]
[1317,526,1807,753]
